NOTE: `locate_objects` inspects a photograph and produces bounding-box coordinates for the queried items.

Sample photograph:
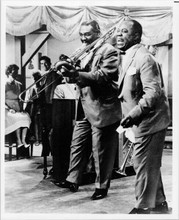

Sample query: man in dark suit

[39,56,62,173]
[116,19,170,214]
[54,20,122,200]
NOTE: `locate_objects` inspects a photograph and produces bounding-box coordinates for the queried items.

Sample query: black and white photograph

[1,0,179,219]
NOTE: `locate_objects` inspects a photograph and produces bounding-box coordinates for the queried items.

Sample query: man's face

[33,75,41,82]
[116,21,136,51]
[79,25,99,45]
[40,60,50,71]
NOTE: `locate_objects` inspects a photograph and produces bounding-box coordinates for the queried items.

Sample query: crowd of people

[5,19,171,214]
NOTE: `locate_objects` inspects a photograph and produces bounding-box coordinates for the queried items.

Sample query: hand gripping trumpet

[115,140,134,176]
[115,126,135,176]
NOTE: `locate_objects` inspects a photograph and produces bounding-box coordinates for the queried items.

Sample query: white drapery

[6,6,172,45]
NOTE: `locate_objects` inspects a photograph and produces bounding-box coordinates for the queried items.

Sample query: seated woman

[5,64,31,155]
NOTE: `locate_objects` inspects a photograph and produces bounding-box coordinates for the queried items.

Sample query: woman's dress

[5,80,31,135]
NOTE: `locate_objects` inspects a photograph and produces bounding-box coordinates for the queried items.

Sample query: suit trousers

[133,129,167,209]
[41,104,53,156]
[66,118,120,189]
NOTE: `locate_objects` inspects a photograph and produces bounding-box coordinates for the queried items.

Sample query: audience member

[5,64,31,156]
[39,56,63,175]
[24,70,42,145]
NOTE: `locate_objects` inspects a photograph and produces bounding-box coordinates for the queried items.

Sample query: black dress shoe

[53,180,70,187]
[129,208,151,214]
[48,168,54,176]
[69,183,79,192]
[17,145,26,157]
[24,147,30,158]
[55,181,79,192]
[91,188,108,200]
[50,179,60,184]
[151,201,169,214]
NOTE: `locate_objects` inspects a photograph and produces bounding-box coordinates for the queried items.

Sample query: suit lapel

[118,44,141,88]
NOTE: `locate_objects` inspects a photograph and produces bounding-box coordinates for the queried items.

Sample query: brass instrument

[115,139,134,176]
[18,69,61,102]
[19,26,116,103]
[69,26,116,64]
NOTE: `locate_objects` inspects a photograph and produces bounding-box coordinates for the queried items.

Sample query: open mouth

[117,38,124,43]
[117,40,125,46]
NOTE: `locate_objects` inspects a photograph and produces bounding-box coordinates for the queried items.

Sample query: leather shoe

[54,180,70,188]
[129,208,151,214]
[50,179,60,184]
[17,145,26,157]
[91,188,108,200]
[49,168,54,176]
[150,201,169,214]
[55,181,79,192]
[69,183,79,192]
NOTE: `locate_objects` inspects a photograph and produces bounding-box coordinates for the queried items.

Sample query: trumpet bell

[115,140,134,177]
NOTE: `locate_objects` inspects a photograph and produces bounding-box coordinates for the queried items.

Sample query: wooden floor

[1,148,177,220]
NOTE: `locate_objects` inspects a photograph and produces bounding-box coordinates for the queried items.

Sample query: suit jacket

[118,44,170,137]
[75,42,122,128]
[41,70,62,104]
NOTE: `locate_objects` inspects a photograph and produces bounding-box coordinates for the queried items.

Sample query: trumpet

[19,26,116,103]
[115,139,134,176]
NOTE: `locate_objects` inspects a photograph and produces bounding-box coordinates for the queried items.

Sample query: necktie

[118,51,126,84]
[120,50,126,69]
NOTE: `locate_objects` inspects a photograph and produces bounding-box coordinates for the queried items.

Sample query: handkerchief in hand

[116,125,135,143]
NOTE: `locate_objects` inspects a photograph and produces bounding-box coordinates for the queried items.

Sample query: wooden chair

[5,131,33,161]
[5,132,19,161]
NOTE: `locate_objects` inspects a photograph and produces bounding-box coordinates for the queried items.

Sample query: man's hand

[55,61,78,78]
[120,116,133,128]
[60,65,78,78]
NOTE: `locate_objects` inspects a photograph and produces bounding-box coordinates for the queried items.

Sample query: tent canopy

[6,6,172,45]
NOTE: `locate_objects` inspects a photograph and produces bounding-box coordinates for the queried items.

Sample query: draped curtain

[6,6,172,45]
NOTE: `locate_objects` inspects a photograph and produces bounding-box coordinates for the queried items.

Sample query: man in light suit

[116,19,170,214]
[54,20,121,200]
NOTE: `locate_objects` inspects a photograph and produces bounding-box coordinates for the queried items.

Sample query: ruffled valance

[6,6,172,45]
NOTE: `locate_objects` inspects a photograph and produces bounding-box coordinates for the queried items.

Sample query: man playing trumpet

[54,20,121,200]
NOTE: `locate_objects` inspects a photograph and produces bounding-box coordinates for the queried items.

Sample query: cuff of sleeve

[76,71,91,87]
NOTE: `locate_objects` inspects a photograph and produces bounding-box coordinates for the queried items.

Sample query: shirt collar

[125,44,139,56]
[122,44,139,67]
